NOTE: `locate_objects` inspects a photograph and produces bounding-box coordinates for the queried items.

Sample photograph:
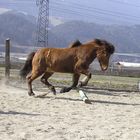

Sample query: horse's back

[32,47,78,73]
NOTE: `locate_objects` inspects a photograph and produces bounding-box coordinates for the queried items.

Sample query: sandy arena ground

[0,79,140,140]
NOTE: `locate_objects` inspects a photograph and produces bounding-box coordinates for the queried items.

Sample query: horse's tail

[19,51,36,79]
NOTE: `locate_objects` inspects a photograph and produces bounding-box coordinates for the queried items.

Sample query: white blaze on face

[101,65,108,71]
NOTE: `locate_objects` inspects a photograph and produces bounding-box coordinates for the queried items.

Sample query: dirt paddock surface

[0,80,140,140]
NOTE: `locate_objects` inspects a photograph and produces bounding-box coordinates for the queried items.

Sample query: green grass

[49,73,140,92]
[0,67,139,92]
[82,75,139,91]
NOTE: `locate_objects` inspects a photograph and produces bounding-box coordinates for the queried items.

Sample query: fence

[0,39,140,92]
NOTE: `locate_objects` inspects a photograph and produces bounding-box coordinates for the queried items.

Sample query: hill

[0,11,140,53]
[0,11,36,46]
[51,21,140,53]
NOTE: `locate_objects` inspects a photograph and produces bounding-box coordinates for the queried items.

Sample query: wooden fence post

[5,38,10,79]
[138,81,140,92]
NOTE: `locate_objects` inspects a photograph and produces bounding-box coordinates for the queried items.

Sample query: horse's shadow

[81,88,118,97]
[56,85,121,97]
[33,85,140,106]
[35,94,140,106]
[91,99,140,106]
[82,86,134,94]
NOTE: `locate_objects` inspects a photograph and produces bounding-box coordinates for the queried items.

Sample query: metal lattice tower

[36,0,49,47]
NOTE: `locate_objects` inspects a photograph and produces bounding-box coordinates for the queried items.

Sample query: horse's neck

[89,49,97,64]
[78,44,97,64]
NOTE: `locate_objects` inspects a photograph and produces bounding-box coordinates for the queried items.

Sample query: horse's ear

[94,39,102,46]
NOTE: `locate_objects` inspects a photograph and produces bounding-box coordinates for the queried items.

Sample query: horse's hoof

[84,99,92,104]
[60,87,71,93]
[53,91,56,95]
[60,87,66,93]
[50,86,56,95]
[28,92,35,96]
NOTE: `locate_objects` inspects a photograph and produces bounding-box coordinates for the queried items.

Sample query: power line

[107,0,140,7]
[0,1,140,23]
[50,7,107,24]
[51,1,140,20]
[50,8,140,25]
[50,2,140,23]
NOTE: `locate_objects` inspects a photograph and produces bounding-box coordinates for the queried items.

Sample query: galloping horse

[20,39,115,96]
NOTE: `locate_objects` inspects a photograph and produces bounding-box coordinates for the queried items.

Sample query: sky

[0,0,140,25]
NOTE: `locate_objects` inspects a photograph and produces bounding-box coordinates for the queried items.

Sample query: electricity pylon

[36,0,49,47]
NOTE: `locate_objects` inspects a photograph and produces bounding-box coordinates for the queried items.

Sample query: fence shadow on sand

[0,110,41,116]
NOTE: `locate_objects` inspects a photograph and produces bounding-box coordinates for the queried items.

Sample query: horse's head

[95,39,115,71]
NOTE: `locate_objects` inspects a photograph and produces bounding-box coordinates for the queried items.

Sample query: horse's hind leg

[27,70,44,96]
[79,73,91,87]
[41,72,56,95]
[60,73,80,93]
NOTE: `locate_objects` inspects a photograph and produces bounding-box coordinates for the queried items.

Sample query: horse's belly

[46,53,76,73]
[48,64,74,73]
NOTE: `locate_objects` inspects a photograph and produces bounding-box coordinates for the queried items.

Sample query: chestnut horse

[20,39,115,96]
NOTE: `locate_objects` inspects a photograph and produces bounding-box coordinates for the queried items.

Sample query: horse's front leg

[74,61,91,87]
[60,73,80,93]
[79,73,92,87]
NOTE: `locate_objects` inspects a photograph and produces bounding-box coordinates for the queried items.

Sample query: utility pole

[36,0,49,47]
[5,39,10,79]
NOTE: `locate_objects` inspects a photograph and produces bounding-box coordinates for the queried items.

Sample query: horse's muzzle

[101,66,108,71]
